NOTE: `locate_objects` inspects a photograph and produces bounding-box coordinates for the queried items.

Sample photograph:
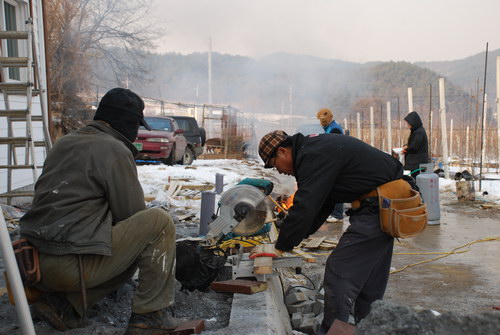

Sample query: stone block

[285,291,307,306]
[299,315,319,335]
[316,288,325,300]
[286,300,315,315]
[313,299,324,315]
[291,312,303,329]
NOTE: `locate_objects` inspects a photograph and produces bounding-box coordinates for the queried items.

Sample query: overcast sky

[151,0,499,63]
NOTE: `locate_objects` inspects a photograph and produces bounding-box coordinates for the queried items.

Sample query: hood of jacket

[404,111,423,130]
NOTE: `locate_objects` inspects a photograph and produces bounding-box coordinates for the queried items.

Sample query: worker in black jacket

[403,111,429,178]
[258,130,404,333]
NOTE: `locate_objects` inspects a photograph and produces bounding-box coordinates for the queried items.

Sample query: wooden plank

[304,237,326,249]
[173,320,205,335]
[210,279,267,294]
[327,319,356,335]
[481,204,500,209]
[291,249,316,263]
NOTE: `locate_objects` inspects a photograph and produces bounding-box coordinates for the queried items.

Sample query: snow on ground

[137,160,500,220]
[137,159,278,223]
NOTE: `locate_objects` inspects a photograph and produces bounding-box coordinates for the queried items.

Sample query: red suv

[134,116,188,165]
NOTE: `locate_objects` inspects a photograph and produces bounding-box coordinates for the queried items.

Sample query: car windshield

[142,118,172,131]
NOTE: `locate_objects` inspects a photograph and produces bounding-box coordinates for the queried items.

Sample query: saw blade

[218,184,271,236]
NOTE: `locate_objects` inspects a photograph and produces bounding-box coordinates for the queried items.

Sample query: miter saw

[207,179,302,281]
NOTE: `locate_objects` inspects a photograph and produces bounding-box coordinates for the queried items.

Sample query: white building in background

[0,0,49,195]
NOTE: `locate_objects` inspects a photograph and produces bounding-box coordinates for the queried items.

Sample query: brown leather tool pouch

[12,238,41,287]
[4,239,43,305]
[377,179,428,238]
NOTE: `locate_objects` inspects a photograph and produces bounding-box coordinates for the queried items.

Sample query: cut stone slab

[210,279,267,294]
[203,276,292,335]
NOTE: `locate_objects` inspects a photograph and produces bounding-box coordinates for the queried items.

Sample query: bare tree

[45,0,160,136]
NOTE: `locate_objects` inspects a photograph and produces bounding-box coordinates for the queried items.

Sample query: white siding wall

[0,0,48,193]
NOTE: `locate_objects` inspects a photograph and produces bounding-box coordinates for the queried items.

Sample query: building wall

[0,0,48,194]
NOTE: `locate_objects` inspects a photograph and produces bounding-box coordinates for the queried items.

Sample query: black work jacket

[275,133,403,251]
[404,112,429,171]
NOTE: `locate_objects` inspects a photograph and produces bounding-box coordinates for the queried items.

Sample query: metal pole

[408,87,413,114]
[200,191,216,236]
[0,215,36,334]
[370,106,374,147]
[466,126,470,162]
[450,119,453,159]
[356,112,361,140]
[379,105,383,150]
[208,37,213,104]
[215,173,224,194]
[387,101,392,151]
[398,97,401,146]
[497,56,500,173]
[439,78,450,179]
[479,43,489,191]
[429,84,432,160]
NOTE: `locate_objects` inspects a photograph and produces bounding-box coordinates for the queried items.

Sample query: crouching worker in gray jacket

[20,88,186,333]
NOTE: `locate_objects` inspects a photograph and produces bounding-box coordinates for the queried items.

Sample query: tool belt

[4,238,43,305]
[352,179,427,238]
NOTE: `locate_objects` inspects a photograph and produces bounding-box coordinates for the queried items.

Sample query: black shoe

[31,293,82,331]
[125,307,189,334]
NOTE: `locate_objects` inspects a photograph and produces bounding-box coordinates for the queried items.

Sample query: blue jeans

[332,203,344,219]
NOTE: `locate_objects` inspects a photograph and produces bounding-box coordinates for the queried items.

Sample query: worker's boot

[125,307,189,334]
[31,292,82,331]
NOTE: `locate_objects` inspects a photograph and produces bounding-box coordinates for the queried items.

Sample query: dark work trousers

[318,198,394,334]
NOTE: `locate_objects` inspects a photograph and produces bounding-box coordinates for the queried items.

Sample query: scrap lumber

[291,249,316,263]
[172,320,205,335]
[481,204,500,209]
[303,237,326,249]
[210,279,267,294]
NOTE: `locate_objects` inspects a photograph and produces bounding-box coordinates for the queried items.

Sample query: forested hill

[124,50,498,125]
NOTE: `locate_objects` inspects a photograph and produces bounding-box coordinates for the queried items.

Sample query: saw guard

[207,184,273,240]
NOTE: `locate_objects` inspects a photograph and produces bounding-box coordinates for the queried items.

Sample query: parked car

[134,116,189,165]
[169,116,206,164]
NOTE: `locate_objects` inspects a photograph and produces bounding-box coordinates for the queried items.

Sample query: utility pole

[497,56,500,173]
[387,101,392,151]
[370,106,374,147]
[428,84,432,160]
[357,112,361,140]
[408,87,413,114]
[288,84,293,132]
[439,78,449,179]
[479,43,489,190]
[208,37,213,104]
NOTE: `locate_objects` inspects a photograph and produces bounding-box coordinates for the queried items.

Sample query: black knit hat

[94,88,151,130]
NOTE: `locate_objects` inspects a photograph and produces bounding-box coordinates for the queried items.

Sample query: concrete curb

[204,275,292,335]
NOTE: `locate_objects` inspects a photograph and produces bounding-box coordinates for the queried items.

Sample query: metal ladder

[0,18,51,201]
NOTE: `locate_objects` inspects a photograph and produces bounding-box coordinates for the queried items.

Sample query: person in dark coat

[258,130,404,333]
[20,88,187,333]
[403,111,429,178]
